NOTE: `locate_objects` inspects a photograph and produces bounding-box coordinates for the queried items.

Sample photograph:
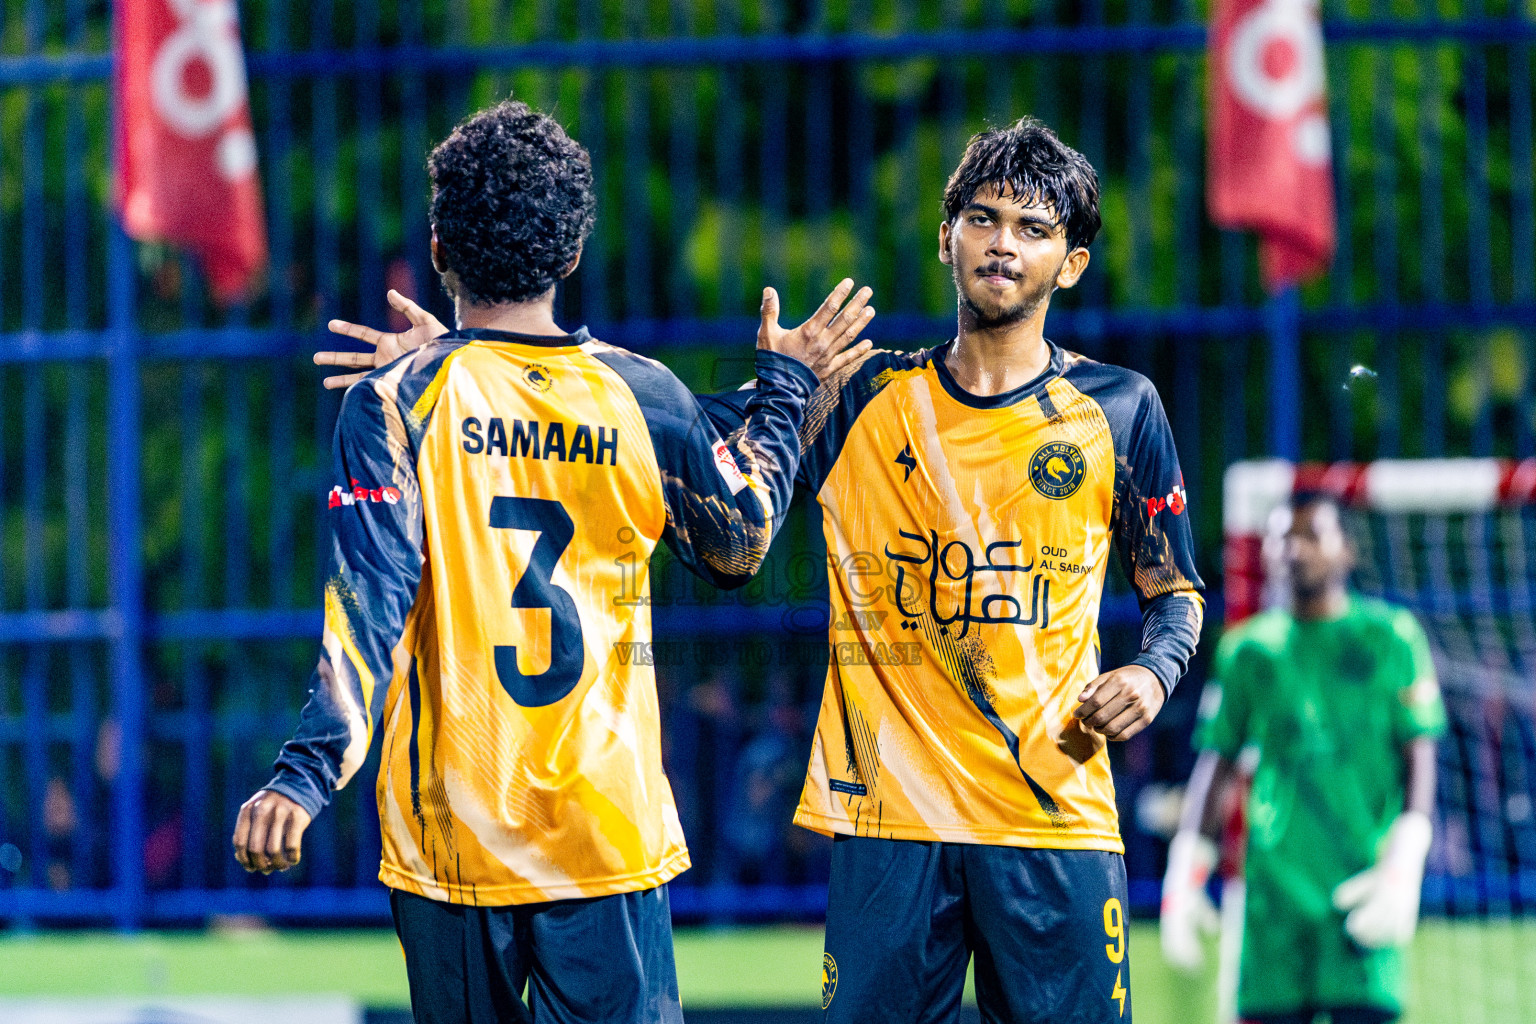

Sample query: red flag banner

[1208,0,1335,292]
[115,0,267,304]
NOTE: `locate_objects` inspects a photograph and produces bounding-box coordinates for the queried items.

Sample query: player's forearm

[261,382,426,818]
[1179,749,1237,841]
[266,744,334,821]
[262,656,363,820]
[1404,737,1436,816]
[672,351,815,587]
[262,562,420,809]
[1132,590,1205,696]
[730,350,817,517]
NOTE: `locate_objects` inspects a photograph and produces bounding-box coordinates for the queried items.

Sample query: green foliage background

[0,0,1531,893]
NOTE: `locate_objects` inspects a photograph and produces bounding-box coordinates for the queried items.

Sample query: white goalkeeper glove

[1161,831,1220,971]
[1331,810,1432,950]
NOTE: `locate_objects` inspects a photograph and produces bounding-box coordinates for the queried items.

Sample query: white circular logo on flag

[150,0,250,141]
[1225,0,1326,121]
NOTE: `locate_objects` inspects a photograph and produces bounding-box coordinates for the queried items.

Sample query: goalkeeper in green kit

[1160,492,1446,1024]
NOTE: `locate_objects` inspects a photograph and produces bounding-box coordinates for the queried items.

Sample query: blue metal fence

[0,0,1531,927]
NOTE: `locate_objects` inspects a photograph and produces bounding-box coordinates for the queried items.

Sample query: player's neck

[1292,586,1350,622]
[454,295,566,337]
[946,309,1052,397]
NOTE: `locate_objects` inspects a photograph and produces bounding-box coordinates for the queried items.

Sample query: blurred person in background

[727,676,810,885]
[1161,492,1445,1024]
[229,98,860,1024]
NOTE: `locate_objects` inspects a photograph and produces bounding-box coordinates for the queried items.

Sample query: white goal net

[1223,459,1536,1023]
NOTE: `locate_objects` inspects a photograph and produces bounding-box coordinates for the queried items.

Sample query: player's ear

[429,232,464,303]
[560,247,583,280]
[938,221,953,266]
[1056,246,1090,290]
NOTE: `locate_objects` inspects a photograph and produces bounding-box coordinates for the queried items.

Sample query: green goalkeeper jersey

[1196,595,1446,920]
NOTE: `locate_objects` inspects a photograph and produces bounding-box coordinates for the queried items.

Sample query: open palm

[315,289,449,389]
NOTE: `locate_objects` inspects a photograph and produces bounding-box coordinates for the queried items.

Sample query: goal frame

[1223,458,1536,623]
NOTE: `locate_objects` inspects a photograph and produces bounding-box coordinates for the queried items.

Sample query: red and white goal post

[1213,457,1536,1024]
[1223,457,1536,624]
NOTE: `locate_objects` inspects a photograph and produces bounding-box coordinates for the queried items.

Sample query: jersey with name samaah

[785,341,1204,852]
[265,327,815,906]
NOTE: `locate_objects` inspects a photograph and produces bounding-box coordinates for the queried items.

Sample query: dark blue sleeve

[1134,591,1205,696]
[595,347,818,589]
[264,367,429,818]
[1113,379,1204,693]
[1067,361,1205,695]
[698,348,918,493]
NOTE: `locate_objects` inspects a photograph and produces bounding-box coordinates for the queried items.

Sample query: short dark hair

[428,100,596,305]
[942,118,1102,251]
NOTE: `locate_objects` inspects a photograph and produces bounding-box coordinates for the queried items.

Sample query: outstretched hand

[315,289,449,389]
[757,278,876,381]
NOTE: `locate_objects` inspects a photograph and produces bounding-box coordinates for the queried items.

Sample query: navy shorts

[822,836,1132,1024]
[389,885,682,1024]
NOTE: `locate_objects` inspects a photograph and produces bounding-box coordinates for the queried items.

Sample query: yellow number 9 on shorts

[1103,897,1125,964]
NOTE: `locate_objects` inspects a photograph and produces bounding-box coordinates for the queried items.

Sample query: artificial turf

[0,920,1531,1023]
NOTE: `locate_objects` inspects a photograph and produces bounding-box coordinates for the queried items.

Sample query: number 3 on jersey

[489,496,586,706]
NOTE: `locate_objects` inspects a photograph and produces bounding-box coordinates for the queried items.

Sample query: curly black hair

[942,118,1101,251]
[428,100,596,305]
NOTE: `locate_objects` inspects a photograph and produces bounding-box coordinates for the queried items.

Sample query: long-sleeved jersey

[706,340,1204,852]
[266,328,817,905]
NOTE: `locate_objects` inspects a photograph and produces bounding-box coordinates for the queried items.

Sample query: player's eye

[970,215,990,226]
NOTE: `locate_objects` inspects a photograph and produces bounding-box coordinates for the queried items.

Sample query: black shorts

[822,836,1132,1024]
[389,885,682,1024]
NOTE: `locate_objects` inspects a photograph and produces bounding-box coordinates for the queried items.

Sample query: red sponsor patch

[713,439,749,495]
[1148,484,1188,520]
[329,477,402,508]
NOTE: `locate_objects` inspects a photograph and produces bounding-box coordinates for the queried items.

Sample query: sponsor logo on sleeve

[1147,483,1188,519]
[713,439,749,495]
[328,478,401,509]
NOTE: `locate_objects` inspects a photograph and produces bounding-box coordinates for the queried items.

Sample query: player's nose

[984,239,1020,263]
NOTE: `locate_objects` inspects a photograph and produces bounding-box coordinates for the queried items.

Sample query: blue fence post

[107,214,146,930]
[1266,286,1302,461]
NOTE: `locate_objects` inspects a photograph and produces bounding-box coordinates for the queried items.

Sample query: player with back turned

[229,100,874,1024]
[1161,492,1444,1024]
[328,118,1204,1022]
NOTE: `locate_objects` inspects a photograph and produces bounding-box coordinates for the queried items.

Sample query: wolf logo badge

[522,363,555,392]
[1029,441,1086,499]
[821,953,838,1009]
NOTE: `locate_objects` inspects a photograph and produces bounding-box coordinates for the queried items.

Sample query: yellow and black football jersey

[265,328,817,905]
[708,340,1204,852]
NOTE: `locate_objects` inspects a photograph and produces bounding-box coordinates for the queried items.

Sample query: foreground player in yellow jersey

[229,101,871,1024]
[706,117,1206,1023]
